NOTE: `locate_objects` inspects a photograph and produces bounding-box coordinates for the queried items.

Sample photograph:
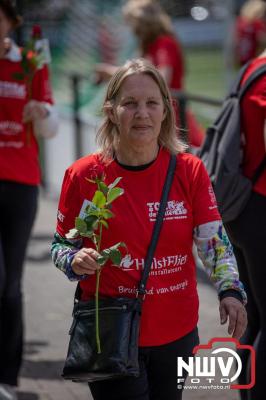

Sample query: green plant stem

[95,222,103,354]
[95,269,101,354]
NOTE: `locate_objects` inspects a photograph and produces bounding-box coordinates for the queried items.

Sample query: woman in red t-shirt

[95,0,204,149]
[52,58,247,400]
[0,2,58,398]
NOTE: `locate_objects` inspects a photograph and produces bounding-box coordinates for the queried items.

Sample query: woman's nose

[135,104,149,118]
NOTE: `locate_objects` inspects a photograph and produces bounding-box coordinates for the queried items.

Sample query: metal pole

[71,74,83,160]
[15,0,25,45]
[177,93,188,145]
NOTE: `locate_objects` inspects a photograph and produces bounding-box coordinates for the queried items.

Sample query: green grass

[184,47,225,127]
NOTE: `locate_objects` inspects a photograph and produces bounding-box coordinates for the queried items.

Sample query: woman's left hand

[23,100,48,122]
[219,297,247,340]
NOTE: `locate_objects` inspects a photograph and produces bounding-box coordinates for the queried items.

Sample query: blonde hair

[122,0,173,54]
[240,0,266,21]
[96,58,187,160]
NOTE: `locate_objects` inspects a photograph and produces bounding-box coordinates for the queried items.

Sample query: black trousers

[225,191,266,400]
[89,327,199,400]
[0,181,38,386]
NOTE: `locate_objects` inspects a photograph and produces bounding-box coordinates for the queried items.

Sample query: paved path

[18,195,239,400]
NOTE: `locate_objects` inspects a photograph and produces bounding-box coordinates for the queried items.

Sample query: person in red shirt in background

[95,0,204,150]
[52,58,247,400]
[224,51,266,400]
[0,1,58,399]
[234,0,266,66]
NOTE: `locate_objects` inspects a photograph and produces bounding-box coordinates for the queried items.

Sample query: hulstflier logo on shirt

[120,253,187,276]
[147,200,188,222]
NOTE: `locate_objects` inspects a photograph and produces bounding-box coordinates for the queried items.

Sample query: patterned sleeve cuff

[219,289,244,304]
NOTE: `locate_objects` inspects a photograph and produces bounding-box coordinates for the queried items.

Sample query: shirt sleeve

[51,232,86,281]
[56,167,84,237]
[190,157,221,227]
[194,220,247,304]
[31,64,54,104]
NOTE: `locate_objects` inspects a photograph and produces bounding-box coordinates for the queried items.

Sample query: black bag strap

[137,154,176,297]
[251,156,266,184]
[74,154,177,302]
[229,61,251,97]
[239,64,266,100]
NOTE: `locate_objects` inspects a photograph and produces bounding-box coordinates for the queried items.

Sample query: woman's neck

[115,144,160,166]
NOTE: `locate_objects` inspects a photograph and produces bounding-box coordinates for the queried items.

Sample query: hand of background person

[219,297,247,340]
[71,248,101,276]
[23,100,49,123]
[94,63,118,83]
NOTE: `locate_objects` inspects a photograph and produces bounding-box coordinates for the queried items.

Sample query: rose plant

[66,171,126,353]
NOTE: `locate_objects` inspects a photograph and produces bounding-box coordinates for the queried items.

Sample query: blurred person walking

[95,0,204,149]
[234,0,266,66]
[0,1,58,399]
[224,50,266,399]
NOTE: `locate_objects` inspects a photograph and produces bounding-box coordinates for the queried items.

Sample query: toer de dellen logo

[177,338,255,390]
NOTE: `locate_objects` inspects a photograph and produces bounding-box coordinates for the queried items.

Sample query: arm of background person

[23,99,59,138]
[156,65,173,87]
[94,63,119,82]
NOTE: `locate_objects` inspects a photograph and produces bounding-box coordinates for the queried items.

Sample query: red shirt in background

[145,34,204,147]
[146,34,184,90]
[235,16,266,65]
[241,56,266,197]
[56,148,220,346]
[0,55,53,186]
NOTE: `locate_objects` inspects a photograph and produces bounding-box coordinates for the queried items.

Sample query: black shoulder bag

[62,154,176,382]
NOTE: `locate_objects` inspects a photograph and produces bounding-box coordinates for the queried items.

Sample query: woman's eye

[147,101,158,105]
[124,101,136,106]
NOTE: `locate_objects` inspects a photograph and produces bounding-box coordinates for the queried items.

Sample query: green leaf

[98,181,109,196]
[107,187,124,204]
[108,177,122,190]
[101,209,114,219]
[100,219,109,229]
[84,215,98,231]
[109,249,122,265]
[65,228,79,239]
[75,217,87,234]
[97,254,109,266]
[92,190,106,208]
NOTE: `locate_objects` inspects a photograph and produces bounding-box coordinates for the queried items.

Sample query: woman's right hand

[71,248,101,276]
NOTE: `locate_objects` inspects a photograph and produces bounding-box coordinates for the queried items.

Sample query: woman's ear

[107,107,117,124]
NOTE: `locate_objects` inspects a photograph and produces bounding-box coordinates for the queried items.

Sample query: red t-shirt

[145,34,184,90]
[56,148,221,346]
[235,17,266,65]
[241,56,266,197]
[0,56,53,185]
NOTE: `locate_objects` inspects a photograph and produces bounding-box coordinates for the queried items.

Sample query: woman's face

[109,73,166,151]
[0,8,12,42]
